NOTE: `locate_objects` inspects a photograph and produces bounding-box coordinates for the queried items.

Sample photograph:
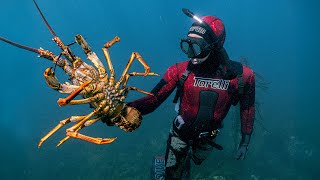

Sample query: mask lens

[191,43,201,56]
[180,38,211,58]
[181,41,190,54]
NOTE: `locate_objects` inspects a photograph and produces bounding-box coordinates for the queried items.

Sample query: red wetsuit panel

[128,60,255,135]
[239,66,255,135]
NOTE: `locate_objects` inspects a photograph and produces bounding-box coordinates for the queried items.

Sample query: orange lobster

[0,0,158,148]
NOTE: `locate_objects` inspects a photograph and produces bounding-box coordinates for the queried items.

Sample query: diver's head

[184,33,211,64]
[180,9,226,65]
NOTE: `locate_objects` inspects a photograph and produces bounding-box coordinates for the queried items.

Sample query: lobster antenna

[33,0,57,37]
[32,0,77,62]
[0,36,39,54]
[66,41,77,47]
[53,52,63,75]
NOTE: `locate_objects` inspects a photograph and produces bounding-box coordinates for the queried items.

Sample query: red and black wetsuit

[128,57,255,138]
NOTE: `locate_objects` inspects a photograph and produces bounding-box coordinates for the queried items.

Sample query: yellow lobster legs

[1,0,159,148]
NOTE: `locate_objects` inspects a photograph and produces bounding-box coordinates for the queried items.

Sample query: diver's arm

[239,66,255,137]
[236,66,255,160]
[127,64,179,115]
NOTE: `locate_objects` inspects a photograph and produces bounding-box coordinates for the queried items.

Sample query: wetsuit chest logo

[193,77,230,90]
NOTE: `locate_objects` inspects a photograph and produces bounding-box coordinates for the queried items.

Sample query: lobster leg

[43,67,61,90]
[102,36,120,85]
[127,86,154,96]
[56,113,95,147]
[44,67,79,93]
[129,72,159,76]
[38,50,76,84]
[57,106,103,147]
[56,117,106,147]
[66,108,116,145]
[116,52,158,88]
[38,49,74,77]
[104,36,120,49]
[38,115,86,148]
[84,118,101,126]
[120,72,159,89]
[57,80,92,106]
[75,34,107,76]
[66,132,117,145]
[60,93,105,106]
[57,117,116,146]
[122,74,131,87]
[67,109,99,132]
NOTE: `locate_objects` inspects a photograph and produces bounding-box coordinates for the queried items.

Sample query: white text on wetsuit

[193,77,230,90]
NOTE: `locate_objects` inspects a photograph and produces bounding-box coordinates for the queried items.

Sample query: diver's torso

[177,60,239,128]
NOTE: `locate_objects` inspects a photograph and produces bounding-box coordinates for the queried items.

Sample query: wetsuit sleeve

[239,66,255,135]
[127,64,179,115]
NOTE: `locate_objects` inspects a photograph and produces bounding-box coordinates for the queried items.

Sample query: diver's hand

[235,133,251,160]
[101,117,115,126]
[101,105,142,132]
[235,144,248,160]
[113,106,142,132]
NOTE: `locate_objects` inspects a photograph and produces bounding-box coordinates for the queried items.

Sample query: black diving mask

[180,37,213,59]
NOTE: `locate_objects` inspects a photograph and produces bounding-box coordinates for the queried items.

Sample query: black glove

[101,117,115,126]
[235,134,251,160]
[101,106,142,132]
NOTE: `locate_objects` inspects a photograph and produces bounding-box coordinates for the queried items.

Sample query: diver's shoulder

[175,60,189,67]
[228,60,254,75]
[242,65,254,76]
[241,64,255,84]
[227,60,243,76]
[167,60,189,71]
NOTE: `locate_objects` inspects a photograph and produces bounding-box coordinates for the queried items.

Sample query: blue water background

[0,0,319,179]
